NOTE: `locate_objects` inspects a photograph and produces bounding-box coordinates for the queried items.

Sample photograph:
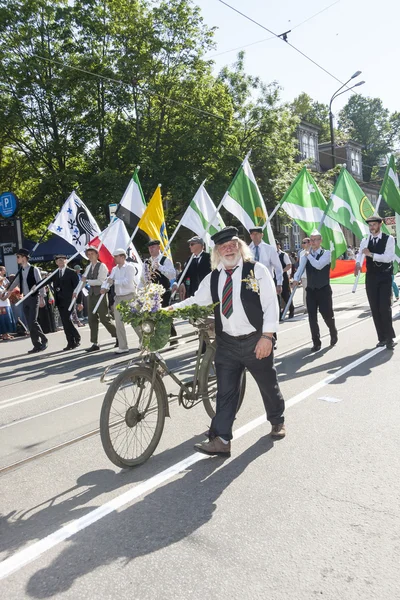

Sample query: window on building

[351,151,361,176]
[301,133,316,162]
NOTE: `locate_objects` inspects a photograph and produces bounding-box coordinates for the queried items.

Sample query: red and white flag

[90,218,142,282]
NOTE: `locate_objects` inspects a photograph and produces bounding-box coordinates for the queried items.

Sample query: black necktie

[372,238,378,248]
[59,269,63,278]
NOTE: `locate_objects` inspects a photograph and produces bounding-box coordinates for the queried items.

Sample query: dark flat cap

[16,248,30,257]
[249,226,263,234]
[54,253,67,260]
[85,246,99,254]
[147,239,161,247]
[188,236,204,244]
[211,226,239,246]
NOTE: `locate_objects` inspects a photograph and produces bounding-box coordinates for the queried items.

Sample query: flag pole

[14,226,110,307]
[280,197,333,321]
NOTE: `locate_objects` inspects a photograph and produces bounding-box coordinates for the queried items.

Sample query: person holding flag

[145,240,177,343]
[355,214,396,350]
[248,226,283,293]
[292,230,338,352]
[180,236,211,299]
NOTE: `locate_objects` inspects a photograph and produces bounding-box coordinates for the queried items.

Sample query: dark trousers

[58,305,81,346]
[306,285,337,345]
[23,296,48,349]
[163,291,177,340]
[88,293,116,344]
[210,332,285,441]
[366,273,395,342]
[279,274,294,319]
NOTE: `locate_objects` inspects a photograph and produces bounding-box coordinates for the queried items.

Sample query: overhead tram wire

[23,52,227,122]
[208,0,340,59]
[216,0,360,92]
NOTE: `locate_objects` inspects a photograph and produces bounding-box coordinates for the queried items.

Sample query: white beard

[219,252,241,268]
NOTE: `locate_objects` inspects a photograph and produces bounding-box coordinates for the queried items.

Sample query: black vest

[305,250,330,290]
[17,266,37,296]
[366,234,393,275]
[210,261,263,335]
[145,257,170,291]
[277,251,289,283]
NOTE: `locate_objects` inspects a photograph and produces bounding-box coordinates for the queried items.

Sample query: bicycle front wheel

[100,365,166,468]
[198,346,246,419]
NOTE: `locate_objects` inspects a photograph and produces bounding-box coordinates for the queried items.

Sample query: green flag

[329,166,399,272]
[280,167,347,268]
[328,167,372,240]
[380,155,400,214]
[222,156,275,245]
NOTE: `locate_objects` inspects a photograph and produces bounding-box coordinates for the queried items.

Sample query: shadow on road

[22,435,274,598]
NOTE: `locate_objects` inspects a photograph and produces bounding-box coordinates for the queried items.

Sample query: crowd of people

[1,214,397,457]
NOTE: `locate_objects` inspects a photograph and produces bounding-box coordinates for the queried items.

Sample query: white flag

[49,191,101,253]
[180,184,225,247]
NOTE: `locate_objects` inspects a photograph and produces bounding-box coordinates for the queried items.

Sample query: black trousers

[58,305,81,346]
[162,290,177,340]
[366,273,395,342]
[279,274,294,319]
[210,332,285,441]
[23,296,48,349]
[306,285,337,345]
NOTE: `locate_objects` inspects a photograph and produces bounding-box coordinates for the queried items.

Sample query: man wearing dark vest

[168,226,286,456]
[292,230,338,352]
[179,236,211,299]
[145,239,177,342]
[355,213,396,350]
[276,241,294,319]
[46,254,83,351]
[78,246,117,352]
[4,248,48,353]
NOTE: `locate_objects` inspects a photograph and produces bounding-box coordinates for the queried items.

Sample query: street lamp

[329,71,365,168]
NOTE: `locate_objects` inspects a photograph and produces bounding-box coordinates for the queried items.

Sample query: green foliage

[290,93,330,142]
[338,96,400,182]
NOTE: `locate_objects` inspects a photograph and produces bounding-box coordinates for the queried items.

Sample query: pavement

[1,284,400,599]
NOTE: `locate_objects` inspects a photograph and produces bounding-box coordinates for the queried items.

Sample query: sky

[199,0,399,119]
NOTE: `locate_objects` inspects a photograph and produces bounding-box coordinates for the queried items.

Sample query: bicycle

[99,318,246,468]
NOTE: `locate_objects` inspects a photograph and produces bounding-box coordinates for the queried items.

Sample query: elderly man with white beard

[167,226,286,457]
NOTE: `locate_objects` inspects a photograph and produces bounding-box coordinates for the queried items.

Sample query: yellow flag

[138,185,171,258]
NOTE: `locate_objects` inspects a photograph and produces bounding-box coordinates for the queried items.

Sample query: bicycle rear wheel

[100,365,166,468]
[198,346,246,419]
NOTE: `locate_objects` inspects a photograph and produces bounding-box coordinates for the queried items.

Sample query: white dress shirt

[249,241,283,285]
[106,262,137,296]
[173,258,279,335]
[299,249,307,281]
[84,261,109,286]
[7,263,44,297]
[294,248,331,282]
[355,233,395,265]
[151,253,176,280]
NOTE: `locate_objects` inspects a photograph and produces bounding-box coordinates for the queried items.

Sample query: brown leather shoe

[271,423,286,439]
[194,438,231,457]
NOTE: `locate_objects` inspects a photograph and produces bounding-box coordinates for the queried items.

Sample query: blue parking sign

[0,192,18,218]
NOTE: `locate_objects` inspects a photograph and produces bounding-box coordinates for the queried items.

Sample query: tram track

[0,304,380,477]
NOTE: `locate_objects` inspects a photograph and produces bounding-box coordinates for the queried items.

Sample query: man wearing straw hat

[355,213,396,350]
[77,246,117,352]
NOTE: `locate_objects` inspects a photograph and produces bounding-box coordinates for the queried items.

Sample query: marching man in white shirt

[168,226,286,457]
[248,226,283,295]
[354,213,396,350]
[292,230,338,352]
[100,248,140,354]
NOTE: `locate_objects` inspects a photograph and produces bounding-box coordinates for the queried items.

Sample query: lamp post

[329,71,365,169]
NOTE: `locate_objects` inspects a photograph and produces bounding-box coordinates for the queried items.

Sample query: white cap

[310,229,322,237]
[113,248,127,256]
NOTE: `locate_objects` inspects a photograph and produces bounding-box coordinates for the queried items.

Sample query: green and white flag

[380,155,400,267]
[222,156,275,245]
[180,183,225,247]
[328,166,399,271]
[280,167,347,268]
[115,167,146,230]
[328,167,374,239]
[380,155,400,214]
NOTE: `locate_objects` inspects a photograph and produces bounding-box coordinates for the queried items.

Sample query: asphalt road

[1,283,399,600]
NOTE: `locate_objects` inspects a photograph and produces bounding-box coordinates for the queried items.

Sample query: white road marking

[0,337,394,581]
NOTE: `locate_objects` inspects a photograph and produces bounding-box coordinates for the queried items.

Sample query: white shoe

[114,348,129,354]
